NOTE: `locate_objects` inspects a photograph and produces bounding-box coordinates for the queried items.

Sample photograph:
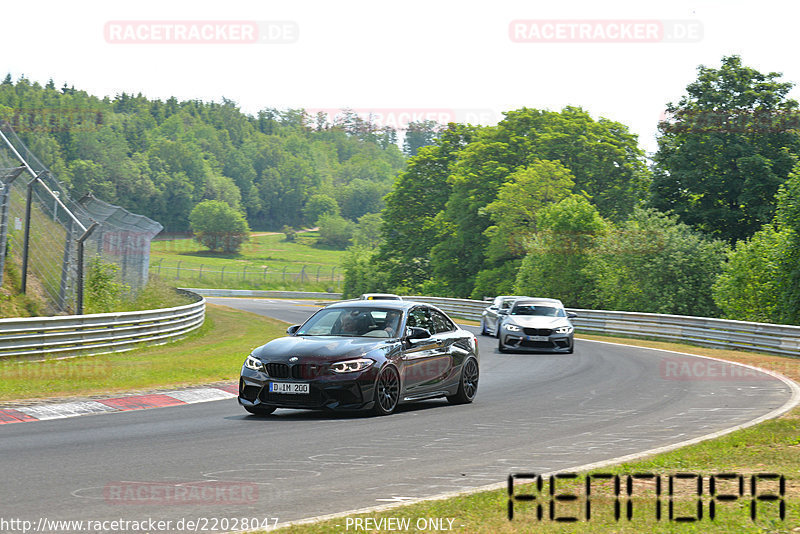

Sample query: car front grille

[523,328,553,336]
[264,362,325,379]
[291,364,324,379]
[265,363,289,378]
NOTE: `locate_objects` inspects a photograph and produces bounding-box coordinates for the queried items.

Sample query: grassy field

[0,303,286,402]
[267,335,800,534]
[150,231,347,291]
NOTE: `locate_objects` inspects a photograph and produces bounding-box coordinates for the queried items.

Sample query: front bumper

[500,332,573,352]
[238,366,378,411]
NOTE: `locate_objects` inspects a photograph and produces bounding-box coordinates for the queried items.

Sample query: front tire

[244,405,276,416]
[480,319,490,336]
[447,357,479,404]
[498,337,509,353]
[372,366,400,416]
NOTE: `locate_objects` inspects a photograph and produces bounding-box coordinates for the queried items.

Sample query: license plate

[526,335,549,342]
[269,382,309,394]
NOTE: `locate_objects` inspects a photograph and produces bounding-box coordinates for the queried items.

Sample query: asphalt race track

[0,297,795,532]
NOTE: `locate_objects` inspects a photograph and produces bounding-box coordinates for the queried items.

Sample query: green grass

[150,232,346,291]
[0,303,286,401]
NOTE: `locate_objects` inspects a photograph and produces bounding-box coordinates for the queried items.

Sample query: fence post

[316,266,321,283]
[0,167,24,288]
[176,260,181,280]
[221,265,226,284]
[299,265,306,284]
[76,222,99,315]
[282,266,287,284]
[21,173,47,293]
[242,265,247,283]
[199,264,203,280]
[263,267,268,284]
[157,259,162,276]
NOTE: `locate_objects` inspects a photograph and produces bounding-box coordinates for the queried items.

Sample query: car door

[401,306,449,395]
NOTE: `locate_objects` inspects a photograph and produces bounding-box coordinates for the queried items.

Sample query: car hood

[505,316,571,328]
[252,336,395,363]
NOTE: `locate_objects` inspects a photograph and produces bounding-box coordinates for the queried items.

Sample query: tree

[430,107,648,296]
[584,208,728,317]
[483,160,576,259]
[316,213,355,249]
[374,124,478,292]
[352,212,384,249]
[651,55,800,242]
[714,164,800,324]
[403,120,440,156]
[341,247,390,299]
[189,200,250,253]
[712,225,787,322]
[514,196,608,307]
[302,193,339,224]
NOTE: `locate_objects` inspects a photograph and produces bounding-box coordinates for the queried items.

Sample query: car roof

[325,300,417,310]
[511,297,565,307]
[360,293,402,300]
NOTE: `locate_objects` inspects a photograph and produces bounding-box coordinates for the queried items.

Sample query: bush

[84,257,130,314]
[282,225,297,242]
[189,200,250,254]
[316,213,355,249]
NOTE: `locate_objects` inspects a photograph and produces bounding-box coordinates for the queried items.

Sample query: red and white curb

[0,384,238,424]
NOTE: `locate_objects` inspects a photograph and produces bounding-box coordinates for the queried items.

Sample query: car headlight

[244,354,264,371]
[554,326,574,334]
[504,324,521,332]
[331,358,375,373]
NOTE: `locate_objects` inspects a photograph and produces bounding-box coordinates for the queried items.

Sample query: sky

[3,0,798,156]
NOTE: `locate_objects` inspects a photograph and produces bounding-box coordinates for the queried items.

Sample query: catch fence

[0,122,163,313]
[152,260,342,289]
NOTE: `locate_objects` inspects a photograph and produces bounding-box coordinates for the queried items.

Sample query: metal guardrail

[405,296,800,358]
[0,292,205,359]
[11,289,793,360]
[181,288,342,300]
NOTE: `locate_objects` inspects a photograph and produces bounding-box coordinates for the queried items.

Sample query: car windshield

[296,307,403,338]
[510,305,564,317]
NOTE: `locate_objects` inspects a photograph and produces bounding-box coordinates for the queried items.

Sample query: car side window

[407,307,434,333]
[430,309,455,333]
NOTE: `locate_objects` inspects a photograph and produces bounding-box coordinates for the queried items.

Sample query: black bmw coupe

[238,300,479,416]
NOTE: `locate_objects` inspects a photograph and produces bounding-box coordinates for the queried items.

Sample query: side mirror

[498,309,509,315]
[567,312,577,319]
[287,325,301,335]
[406,327,432,341]
[488,305,498,311]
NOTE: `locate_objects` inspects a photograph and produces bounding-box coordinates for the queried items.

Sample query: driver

[339,311,367,335]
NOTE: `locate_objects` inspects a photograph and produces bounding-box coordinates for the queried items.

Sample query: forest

[0,74,416,233]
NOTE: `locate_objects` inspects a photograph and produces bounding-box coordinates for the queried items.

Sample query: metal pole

[21,172,46,292]
[76,222,99,314]
[0,167,24,287]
